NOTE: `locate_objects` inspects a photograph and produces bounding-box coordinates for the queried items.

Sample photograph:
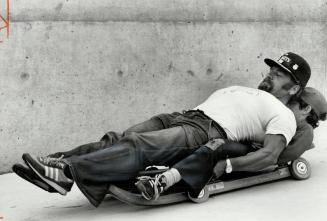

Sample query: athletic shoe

[22,153,73,195]
[135,175,166,200]
[12,163,58,193]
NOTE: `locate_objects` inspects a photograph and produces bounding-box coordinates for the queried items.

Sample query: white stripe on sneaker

[45,166,48,177]
[26,161,68,195]
[49,167,53,179]
[55,168,59,181]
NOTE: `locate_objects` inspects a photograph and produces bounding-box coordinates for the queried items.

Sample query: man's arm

[230,134,286,172]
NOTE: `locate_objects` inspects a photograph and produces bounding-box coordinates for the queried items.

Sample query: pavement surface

[1,124,326,221]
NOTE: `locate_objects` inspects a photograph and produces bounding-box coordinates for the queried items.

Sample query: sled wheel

[188,186,209,203]
[290,158,311,180]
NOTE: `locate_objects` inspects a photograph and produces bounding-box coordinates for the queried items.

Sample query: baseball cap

[264,52,311,87]
[301,87,327,120]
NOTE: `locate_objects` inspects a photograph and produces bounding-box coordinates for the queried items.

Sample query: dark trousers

[65,125,210,207]
[51,111,224,207]
[49,111,254,206]
[173,141,254,196]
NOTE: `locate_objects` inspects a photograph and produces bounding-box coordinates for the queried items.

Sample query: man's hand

[213,160,227,179]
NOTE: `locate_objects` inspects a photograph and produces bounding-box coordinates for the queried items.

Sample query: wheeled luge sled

[107,157,311,206]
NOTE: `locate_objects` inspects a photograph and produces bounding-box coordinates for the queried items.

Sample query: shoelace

[39,155,66,169]
[154,174,165,191]
[137,175,164,200]
[138,175,163,188]
[152,174,165,200]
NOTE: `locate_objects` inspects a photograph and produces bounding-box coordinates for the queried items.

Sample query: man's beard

[258,77,273,92]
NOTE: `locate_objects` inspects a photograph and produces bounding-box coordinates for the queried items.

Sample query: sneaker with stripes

[135,174,166,201]
[22,153,73,195]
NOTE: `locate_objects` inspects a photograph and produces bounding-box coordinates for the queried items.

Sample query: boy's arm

[278,124,313,164]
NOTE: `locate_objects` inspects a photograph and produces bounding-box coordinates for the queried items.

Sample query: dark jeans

[51,111,224,207]
[48,110,255,206]
[65,125,215,207]
[173,140,255,196]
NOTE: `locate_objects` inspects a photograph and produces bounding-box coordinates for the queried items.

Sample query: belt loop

[208,121,213,141]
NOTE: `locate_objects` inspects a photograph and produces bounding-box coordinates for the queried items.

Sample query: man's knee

[119,132,140,146]
[123,117,165,135]
[122,130,132,137]
[100,131,122,144]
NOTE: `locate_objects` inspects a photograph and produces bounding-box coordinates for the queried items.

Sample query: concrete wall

[0,0,326,174]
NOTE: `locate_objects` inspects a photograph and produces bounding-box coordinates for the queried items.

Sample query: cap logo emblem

[293,64,299,70]
[279,56,291,63]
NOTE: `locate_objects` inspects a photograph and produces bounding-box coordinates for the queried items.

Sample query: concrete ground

[1,124,326,221]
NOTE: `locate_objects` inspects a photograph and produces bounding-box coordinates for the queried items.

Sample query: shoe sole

[135,180,153,200]
[24,154,68,195]
[13,164,57,193]
[20,156,59,193]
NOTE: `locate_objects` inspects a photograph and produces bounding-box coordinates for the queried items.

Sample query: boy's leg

[170,140,254,195]
[136,140,254,199]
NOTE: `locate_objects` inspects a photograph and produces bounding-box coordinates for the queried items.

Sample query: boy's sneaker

[135,175,166,200]
[22,153,73,195]
[13,163,58,193]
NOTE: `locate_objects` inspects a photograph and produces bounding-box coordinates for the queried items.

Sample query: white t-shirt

[195,86,296,145]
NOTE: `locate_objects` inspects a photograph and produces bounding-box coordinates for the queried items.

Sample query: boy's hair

[297,98,320,128]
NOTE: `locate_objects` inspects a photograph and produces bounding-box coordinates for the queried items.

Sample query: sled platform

[107,157,311,206]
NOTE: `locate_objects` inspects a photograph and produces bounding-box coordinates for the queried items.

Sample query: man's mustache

[261,77,272,84]
[258,77,274,91]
